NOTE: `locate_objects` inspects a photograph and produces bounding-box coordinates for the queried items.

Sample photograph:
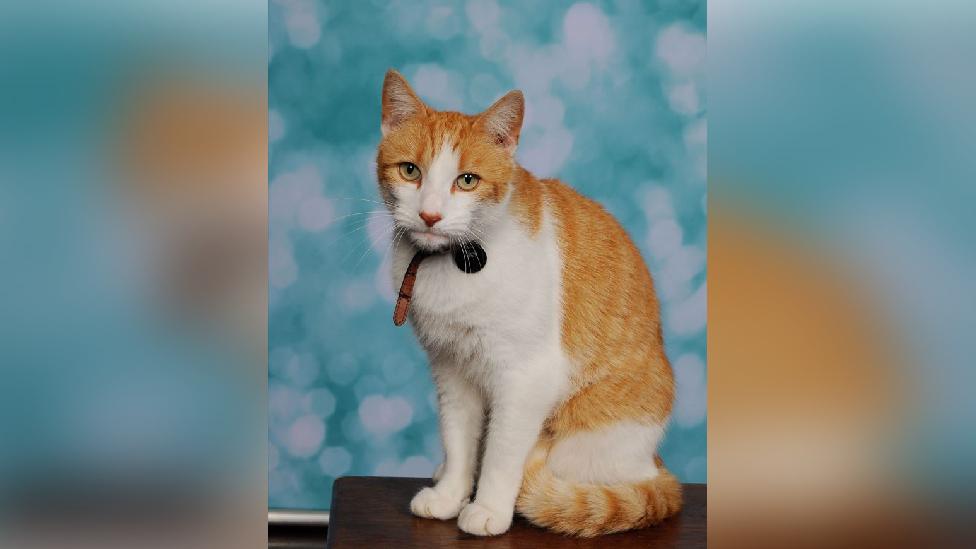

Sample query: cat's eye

[398,162,421,182]
[455,173,480,191]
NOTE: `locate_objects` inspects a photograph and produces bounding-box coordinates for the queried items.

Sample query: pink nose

[419,211,442,228]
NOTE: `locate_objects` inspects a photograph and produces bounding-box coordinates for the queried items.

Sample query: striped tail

[516,443,683,537]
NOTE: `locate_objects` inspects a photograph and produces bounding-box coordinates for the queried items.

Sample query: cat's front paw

[457,501,512,536]
[410,487,468,520]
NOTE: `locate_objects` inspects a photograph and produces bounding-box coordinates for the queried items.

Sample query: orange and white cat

[376,70,681,537]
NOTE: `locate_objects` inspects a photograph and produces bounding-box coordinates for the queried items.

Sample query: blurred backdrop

[709,0,976,546]
[0,1,266,547]
[269,0,707,509]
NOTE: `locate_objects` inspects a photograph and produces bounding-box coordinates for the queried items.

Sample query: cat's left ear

[382,69,427,136]
[477,90,524,155]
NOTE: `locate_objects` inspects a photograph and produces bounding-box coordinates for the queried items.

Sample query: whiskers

[330,196,397,209]
[306,193,497,276]
[317,195,401,272]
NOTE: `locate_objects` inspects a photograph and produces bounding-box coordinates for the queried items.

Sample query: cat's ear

[477,90,525,154]
[381,69,427,136]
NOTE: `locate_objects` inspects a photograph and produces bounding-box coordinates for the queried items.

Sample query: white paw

[457,501,512,536]
[410,487,468,520]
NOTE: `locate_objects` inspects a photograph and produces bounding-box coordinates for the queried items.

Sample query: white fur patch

[394,196,566,389]
[420,141,459,215]
[548,421,664,483]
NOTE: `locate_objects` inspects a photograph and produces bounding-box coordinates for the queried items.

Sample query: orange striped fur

[518,439,683,536]
[512,170,682,536]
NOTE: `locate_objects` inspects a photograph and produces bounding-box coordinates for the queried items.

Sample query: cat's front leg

[457,357,564,536]
[410,363,484,520]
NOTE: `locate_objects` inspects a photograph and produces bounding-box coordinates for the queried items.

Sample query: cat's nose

[419,211,442,228]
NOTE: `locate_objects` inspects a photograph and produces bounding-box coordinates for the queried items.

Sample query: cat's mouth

[409,229,451,251]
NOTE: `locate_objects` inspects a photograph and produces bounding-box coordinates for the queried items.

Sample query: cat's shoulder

[510,170,617,234]
[536,176,612,219]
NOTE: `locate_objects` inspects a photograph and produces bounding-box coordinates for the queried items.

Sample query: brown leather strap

[393,251,429,326]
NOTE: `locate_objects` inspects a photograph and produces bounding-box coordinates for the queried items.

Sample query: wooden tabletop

[326,477,706,548]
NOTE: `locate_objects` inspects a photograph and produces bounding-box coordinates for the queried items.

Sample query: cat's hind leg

[516,420,682,537]
[546,420,665,484]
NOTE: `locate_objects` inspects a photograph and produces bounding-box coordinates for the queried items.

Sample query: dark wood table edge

[325,477,706,549]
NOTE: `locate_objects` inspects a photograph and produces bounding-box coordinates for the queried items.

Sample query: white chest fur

[389,209,566,389]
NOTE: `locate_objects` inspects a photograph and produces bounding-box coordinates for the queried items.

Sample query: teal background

[269,0,706,509]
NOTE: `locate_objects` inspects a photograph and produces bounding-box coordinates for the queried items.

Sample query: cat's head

[376,69,524,252]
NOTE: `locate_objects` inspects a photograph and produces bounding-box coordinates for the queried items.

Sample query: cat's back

[529,175,670,407]
[536,176,658,319]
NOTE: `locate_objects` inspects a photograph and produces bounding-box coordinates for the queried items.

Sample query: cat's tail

[515,441,683,537]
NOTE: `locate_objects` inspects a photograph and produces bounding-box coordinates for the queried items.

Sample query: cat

[376,69,682,537]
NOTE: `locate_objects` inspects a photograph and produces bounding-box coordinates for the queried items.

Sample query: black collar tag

[452,241,487,273]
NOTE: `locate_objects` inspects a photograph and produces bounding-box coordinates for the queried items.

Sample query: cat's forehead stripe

[425,118,464,161]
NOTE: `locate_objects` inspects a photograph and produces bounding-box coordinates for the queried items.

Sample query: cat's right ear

[477,90,525,155]
[381,69,427,136]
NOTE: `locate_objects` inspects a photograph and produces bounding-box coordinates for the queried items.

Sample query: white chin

[410,230,451,251]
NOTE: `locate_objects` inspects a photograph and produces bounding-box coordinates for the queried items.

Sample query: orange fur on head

[377,70,520,207]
